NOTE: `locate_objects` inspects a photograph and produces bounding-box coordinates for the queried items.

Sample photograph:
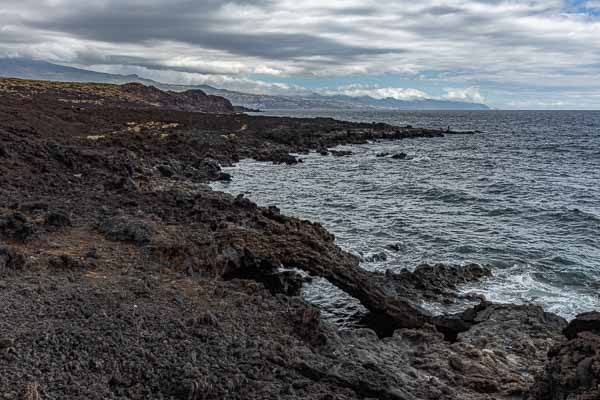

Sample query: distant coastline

[0,58,490,111]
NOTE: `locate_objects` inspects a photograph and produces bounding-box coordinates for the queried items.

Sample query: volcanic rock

[528,312,600,400]
[44,210,72,228]
[97,216,154,245]
[330,150,353,157]
[0,246,27,272]
[0,76,569,400]
[564,311,600,339]
[0,211,37,242]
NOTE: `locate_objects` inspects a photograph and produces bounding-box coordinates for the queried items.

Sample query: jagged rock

[217,172,232,182]
[330,150,353,157]
[119,83,235,113]
[0,211,37,242]
[364,251,388,262]
[563,311,600,339]
[157,164,176,177]
[337,303,567,400]
[197,158,223,181]
[220,247,303,296]
[390,263,493,304]
[385,243,402,252]
[104,176,140,192]
[0,247,27,272]
[261,270,305,296]
[47,142,75,168]
[260,152,301,165]
[352,264,493,337]
[48,255,87,270]
[44,210,72,228]
[85,248,98,259]
[291,303,328,347]
[528,312,600,400]
[98,216,153,245]
[0,338,14,349]
[19,202,49,212]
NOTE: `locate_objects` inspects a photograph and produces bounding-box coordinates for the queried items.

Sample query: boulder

[385,243,402,252]
[564,311,600,339]
[217,172,232,182]
[274,154,301,165]
[48,255,87,270]
[0,211,37,242]
[330,150,353,157]
[98,216,154,245]
[157,164,176,178]
[0,246,27,272]
[527,311,600,400]
[44,210,72,228]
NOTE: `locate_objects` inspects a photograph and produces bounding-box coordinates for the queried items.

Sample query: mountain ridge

[0,58,490,110]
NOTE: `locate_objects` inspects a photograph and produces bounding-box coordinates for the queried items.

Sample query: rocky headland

[0,78,597,400]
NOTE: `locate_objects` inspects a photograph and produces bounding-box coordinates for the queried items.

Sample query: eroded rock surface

[528,312,600,400]
[0,76,592,400]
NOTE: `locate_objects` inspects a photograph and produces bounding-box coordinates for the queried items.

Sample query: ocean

[212,110,600,320]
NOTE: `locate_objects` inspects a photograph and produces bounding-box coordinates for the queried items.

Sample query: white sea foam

[213,109,600,321]
[459,265,600,319]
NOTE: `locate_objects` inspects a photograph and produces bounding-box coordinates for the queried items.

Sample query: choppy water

[212,110,600,320]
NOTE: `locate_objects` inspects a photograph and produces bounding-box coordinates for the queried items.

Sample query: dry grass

[0,77,156,105]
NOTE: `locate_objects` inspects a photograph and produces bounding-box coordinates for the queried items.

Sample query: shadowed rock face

[563,311,600,340]
[336,303,567,400]
[0,77,589,400]
[120,83,235,113]
[528,312,600,400]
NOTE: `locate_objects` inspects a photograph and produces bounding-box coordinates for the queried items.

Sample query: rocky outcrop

[332,302,567,400]
[564,311,600,339]
[0,76,586,400]
[528,312,600,400]
[177,89,235,114]
[97,215,154,245]
[256,151,302,165]
[120,83,235,113]
[0,78,235,114]
[0,246,28,272]
[0,211,37,242]
[330,150,353,157]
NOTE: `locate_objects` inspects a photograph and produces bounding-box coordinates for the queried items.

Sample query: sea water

[212,110,600,320]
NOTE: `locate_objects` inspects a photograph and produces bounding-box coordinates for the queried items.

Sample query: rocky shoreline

[1,79,598,399]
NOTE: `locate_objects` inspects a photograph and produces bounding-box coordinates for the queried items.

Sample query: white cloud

[585,1,600,9]
[321,84,428,100]
[444,87,485,103]
[86,63,308,95]
[1,0,600,107]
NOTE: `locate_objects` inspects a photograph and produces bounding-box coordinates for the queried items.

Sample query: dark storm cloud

[21,0,399,60]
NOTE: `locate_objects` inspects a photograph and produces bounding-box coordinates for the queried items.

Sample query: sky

[1,0,600,109]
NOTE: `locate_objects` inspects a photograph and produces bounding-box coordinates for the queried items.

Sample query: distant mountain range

[0,58,490,110]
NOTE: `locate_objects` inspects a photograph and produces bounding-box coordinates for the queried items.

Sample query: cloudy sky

[2,0,600,109]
